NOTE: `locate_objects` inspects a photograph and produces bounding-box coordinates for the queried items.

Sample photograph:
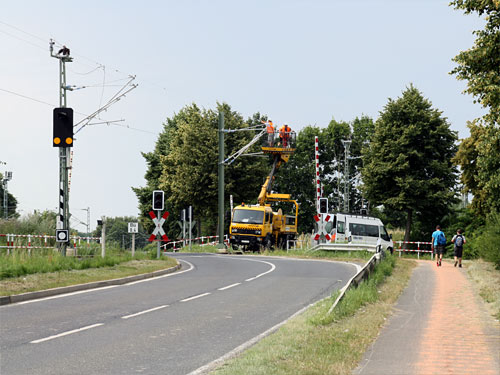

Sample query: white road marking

[121,305,169,319]
[245,260,276,281]
[13,260,194,306]
[180,292,211,302]
[30,323,104,344]
[217,283,241,291]
[126,259,194,285]
[16,286,119,305]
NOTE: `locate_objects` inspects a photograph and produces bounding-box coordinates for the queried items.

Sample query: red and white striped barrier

[162,235,229,252]
[0,233,101,253]
[396,240,433,259]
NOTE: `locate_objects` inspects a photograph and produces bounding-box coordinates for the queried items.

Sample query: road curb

[0,263,181,306]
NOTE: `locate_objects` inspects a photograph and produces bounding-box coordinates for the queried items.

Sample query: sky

[0,0,486,232]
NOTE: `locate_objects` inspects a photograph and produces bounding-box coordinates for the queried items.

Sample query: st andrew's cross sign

[148,210,170,242]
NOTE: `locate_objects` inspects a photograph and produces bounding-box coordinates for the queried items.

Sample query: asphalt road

[1,253,357,375]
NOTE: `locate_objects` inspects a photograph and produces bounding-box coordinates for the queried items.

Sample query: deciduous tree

[362,85,458,243]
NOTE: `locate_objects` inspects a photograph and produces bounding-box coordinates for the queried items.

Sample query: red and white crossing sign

[148,210,170,242]
[313,214,331,242]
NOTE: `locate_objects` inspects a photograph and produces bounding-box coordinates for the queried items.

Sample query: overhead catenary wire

[1,20,168,94]
[223,128,267,165]
[0,86,153,135]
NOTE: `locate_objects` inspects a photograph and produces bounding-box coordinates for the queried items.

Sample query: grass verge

[0,256,178,296]
[466,259,500,320]
[213,256,416,375]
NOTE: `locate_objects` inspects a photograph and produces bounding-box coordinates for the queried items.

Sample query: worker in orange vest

[279,124,291,147]
[263,120,275,146]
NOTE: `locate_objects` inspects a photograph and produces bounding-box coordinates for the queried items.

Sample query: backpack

[455,234,464,247]
[437,231,446,245]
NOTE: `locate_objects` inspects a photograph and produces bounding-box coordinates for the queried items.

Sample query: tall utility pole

[50,40,73,255]
[217,111,225,249]
[80,207,90,237]
[341,140,352,213]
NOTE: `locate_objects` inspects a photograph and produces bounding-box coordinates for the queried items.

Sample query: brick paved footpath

[354,260,499,375]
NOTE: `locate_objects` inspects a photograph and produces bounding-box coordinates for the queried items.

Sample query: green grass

[0,256,178,296]
[214,256,415,375]
[466,259,500,320]
[0,248,163,279]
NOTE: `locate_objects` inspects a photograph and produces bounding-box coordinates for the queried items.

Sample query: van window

[349,223,379,238]
[380,226,390,241]
[286,216,295,225]
[337,221,345,234]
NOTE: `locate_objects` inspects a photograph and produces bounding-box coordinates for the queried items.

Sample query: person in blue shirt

[431,225,446,267]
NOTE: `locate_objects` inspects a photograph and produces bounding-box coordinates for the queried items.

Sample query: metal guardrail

[327,251,384,314]
[308,243,378,253]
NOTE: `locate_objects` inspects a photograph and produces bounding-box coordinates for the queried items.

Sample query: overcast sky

[1,0,485,232]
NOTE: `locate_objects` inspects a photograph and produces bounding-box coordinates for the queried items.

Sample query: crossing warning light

[152,190,164,211]
[53,108,74,147]
[319,198,328,214]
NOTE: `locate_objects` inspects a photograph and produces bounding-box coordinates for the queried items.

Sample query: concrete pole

[217,111,225,249]
[101,218,106,258]
[131,233,135,257]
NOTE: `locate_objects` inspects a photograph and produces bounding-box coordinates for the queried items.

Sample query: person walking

[431,225,446,267]
[451,228,466,268]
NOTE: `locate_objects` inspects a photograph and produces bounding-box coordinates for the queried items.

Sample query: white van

[328,213,394,252]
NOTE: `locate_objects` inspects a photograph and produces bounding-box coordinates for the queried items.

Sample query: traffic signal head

[152,190,164,211]
[319,198,328,214]
[53,108,74,147]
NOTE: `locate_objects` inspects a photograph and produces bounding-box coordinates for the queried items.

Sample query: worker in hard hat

[279,124,292,148]
[265,120,275,146]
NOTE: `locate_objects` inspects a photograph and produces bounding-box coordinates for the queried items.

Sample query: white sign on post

[128,222,139,233]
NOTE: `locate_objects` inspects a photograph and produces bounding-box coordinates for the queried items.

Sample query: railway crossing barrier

[0,233,100,255]
[395,241,433,259]
[162,234,229,252]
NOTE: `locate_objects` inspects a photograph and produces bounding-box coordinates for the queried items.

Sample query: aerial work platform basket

[261,131,296,156]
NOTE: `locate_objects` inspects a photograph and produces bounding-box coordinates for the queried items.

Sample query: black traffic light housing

[319,198,328,214]
[53,108,74,147]
[152,190,164,211]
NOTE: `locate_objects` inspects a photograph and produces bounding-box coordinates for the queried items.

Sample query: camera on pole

[53,108,74,147]
[152,190,164,211]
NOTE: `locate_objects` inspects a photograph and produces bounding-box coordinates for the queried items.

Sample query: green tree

[362,85,459,243]
[450,0,500,218]
[134,103,268,239]
[450,0,500,125]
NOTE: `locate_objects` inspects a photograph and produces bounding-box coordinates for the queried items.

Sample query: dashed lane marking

[180,292,211,302]
[121,305,169,320]
[218,283,241,291]
[30,323,104,344]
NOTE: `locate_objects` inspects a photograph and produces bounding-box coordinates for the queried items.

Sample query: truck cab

[229,204,273,250]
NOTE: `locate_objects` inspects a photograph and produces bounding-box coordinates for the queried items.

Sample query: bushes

[466,213,500,268]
